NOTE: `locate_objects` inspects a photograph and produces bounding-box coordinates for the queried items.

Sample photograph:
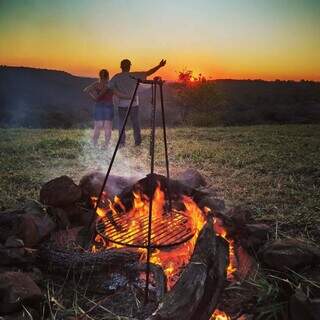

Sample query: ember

[211,309,231,320]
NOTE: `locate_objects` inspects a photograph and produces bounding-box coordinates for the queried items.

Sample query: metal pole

[159,82,172,212]
[149,83,155,156]
[144,82,157,304]
[92,80,140,221]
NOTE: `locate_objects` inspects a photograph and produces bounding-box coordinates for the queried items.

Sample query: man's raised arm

[145,59,167,76]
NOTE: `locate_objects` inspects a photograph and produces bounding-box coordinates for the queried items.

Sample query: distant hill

[212,79,320,125]
[0,66,319,128]
[0,66,95,127]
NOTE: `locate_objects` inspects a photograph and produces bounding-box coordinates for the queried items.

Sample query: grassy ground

[0,124,319,240]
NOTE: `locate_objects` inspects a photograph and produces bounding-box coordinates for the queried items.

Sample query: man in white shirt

[109,59,166,146]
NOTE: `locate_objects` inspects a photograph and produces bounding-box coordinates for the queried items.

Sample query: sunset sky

[0,0,319,81]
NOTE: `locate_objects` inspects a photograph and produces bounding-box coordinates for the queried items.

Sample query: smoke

[78,129,149,179]
[77,85,153,179]
[4,99,29,127]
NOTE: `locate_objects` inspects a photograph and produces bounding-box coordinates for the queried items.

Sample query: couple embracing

[84,59,166,148]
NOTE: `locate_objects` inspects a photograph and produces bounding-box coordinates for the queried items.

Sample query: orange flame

[91,183,237,288]
[211,309,231,320]
[213,216,237,280]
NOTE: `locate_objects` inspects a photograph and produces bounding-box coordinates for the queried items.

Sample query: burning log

[147,215,229,320]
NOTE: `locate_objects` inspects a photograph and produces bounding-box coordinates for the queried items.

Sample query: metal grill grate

[96,210,194,249]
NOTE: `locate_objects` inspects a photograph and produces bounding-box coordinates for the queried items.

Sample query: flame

[212,217,237,281]
[91,182,237,288]
[211,309,231,320]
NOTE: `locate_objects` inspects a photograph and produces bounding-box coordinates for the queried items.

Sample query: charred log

[147,215,229,320]
[196,236,229,320]
[38,245,141,275]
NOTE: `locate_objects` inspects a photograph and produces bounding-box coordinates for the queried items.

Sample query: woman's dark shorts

[94,102,114,121]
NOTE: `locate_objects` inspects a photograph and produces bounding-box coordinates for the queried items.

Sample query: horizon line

[1,64,319,83]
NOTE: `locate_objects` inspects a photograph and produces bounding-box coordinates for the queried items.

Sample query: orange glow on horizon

[2,60,319,82]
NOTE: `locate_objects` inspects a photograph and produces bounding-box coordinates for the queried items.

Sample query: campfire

[78,171,245,320]
[4,169,320,319]
[91,177,237,290]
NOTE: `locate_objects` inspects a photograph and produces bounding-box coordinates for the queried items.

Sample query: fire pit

[2,165,283,319]
[90,173,233,319]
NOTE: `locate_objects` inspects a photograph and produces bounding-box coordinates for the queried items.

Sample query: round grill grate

[96,210,195,249]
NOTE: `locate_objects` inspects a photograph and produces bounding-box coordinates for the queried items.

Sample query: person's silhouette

[109,59,166,146]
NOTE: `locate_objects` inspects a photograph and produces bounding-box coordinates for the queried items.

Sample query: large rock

[49,207,71,229]
[0,245,26,267]
[259,239,320,271]
[241,223,271,250]
[176,168,207,189]
[197,195,225,212]
[50,227,84,248]
[225,207,253,226]
[17,213,56,247]
[23,199,47,215]
[40,175,82,206]
[0,236,26,267]
[79,171,139,201]
[0,272,42,314]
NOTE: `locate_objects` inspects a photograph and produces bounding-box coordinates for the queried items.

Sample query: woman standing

[83,69,114,147]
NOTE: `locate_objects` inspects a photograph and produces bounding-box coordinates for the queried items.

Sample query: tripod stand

[93,77,172,303]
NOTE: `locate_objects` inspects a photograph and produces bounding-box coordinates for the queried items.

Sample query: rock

[225,207,253,226]
[50,227,83,248]
[79,171,139,201]
[40,175,82,206]
[289,288,320,320]
[176,168,207,189]
[50,204,93,228]
[18,213,56,247]
[0,211,23,243]
[49,207,71,229]
[246,224,271,239]
[0,272,42,314]
[0,245,26,266]
[60,203,84,218]
[259,239,320,271]
[242,224,271,250]
[5,236,24,248]
[26,267,43,285]
[197,195,225,212]
[77,208,94,227]
[23,199,46,215]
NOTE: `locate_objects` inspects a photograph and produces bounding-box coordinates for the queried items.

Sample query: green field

[0,125,319,240]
